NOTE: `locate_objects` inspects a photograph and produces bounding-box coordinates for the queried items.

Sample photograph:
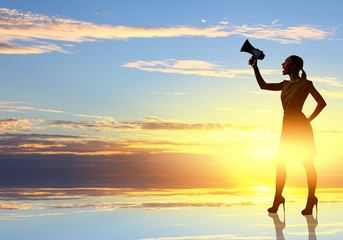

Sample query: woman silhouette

[250,55,326,215]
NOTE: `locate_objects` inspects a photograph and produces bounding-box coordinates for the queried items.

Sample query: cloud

[0,132,214,158]
[0,105,35,110]
[0,202,36,210]
[48,201,232,211]
[0,132,82,140]
[219,21,229,25]
[0,131,275,188]
[320,90,343,98]
[123,59,279,78]
[46,117,263,133]
[72,114,116,121]
[233,24,333,44]
[37,108,65,113]
[0,109,25,113]
[0,101,269,134]
[141,116,181,122]
[0,101,27,105]
[119,121,257,132]
[0,105,65,113]
[49,202,118,210]
[0,118,44,132]
[47,120,126,131]
[0,103,115,121]
[0,125,269,160]
[0,7,334,54]
[0,42,67,54]
[93,11,111,17]
[0,132,136,155]
[311,77,343,87]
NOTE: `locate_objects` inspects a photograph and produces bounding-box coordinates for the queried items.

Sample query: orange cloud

[0,42,67,54]
[0,118,44,132]
[46,118,262,133]
[0,202,35,210]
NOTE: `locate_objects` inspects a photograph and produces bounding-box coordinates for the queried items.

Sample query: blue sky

[0,0,342,188]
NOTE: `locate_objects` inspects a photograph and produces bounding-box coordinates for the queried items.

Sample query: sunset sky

[0,0,342,190]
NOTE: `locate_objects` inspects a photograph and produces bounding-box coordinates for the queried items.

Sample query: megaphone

[240,39,265,64]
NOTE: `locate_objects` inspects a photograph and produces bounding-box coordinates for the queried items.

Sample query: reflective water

[0,188,342,240]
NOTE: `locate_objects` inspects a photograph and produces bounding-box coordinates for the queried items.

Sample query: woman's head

[282,55,307,80]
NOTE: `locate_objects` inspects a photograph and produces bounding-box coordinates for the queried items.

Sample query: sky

[0,0,342,190]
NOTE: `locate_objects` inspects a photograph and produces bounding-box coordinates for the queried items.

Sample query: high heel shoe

[268,196,285,213]
[301,196,318,215]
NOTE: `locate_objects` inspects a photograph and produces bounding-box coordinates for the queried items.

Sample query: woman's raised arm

[250,57,284,91]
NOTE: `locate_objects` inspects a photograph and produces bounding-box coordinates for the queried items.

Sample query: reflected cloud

[4,187,343,211]
[0,185,342,240]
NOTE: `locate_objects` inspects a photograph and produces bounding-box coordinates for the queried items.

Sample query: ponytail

[290,55,306,80]
[301,68,307,80]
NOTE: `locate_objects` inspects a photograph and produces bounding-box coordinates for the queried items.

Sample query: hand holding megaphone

[240,39,265,65]
[249,56,257,67]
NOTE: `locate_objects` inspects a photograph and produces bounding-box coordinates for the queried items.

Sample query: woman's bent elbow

[320,101,327,109]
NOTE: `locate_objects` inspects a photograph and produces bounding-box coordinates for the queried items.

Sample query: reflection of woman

[268,213,285,240]
[305,214,318,240]
[250,55,326,215]
[269,213,318,240]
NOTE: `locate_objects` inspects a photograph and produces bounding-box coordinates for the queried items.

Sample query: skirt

[278,112,316,158]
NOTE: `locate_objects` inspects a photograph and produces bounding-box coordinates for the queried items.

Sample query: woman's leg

[268,157,287,213]
[275,157,287,198]
[302,156,317,198]
[301,156,318,215]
